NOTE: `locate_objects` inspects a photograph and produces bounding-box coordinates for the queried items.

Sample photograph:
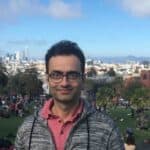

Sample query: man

[15,40,124,150]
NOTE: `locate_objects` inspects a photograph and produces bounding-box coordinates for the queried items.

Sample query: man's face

[47,55,84,103]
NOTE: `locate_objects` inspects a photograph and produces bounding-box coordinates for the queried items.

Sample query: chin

[55,95,76,103]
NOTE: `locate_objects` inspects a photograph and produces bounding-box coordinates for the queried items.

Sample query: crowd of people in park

[0,94,46,119]
[0,95,29,118]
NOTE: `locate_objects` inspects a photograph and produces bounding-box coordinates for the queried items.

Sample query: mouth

[57,89,72,94]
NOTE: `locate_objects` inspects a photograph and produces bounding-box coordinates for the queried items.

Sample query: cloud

[0,0,82,21]
[47,0,81,18]
[112,0,150,17]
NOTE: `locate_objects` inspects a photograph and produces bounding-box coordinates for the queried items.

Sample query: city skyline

[0,0,150,58]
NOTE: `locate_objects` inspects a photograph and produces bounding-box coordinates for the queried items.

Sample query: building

[140,70,150,88]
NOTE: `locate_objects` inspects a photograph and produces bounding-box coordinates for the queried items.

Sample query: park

[0,62,150,149]
[0,103,149,149]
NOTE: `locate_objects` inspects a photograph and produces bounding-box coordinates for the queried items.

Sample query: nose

[60,76,70,86]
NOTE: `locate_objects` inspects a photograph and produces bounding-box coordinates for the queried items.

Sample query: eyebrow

[50,70,81,74]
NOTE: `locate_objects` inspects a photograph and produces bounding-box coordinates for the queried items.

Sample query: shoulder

[89,110,116,129]
[83,100,116,130]
[16,111,47,135]
[16,115,36,136]
[15,115,36,148]
[88,111,123,140]
[84,111,125,149]
[22,115,35,126]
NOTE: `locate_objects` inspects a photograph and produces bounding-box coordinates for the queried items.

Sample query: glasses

[48,71,83,83]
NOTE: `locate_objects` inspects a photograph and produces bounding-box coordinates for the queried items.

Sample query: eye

[49,71,62,79]
[68,72,81,79]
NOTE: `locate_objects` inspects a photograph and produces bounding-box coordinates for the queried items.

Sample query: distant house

[124,70,150,88]
[124,74,140,88]
[140,70,150,88]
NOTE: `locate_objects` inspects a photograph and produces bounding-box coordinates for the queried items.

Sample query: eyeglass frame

[48,70,84,83]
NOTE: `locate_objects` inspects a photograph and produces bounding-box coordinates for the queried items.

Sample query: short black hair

[125,135,135,145]
[45,40,85,74]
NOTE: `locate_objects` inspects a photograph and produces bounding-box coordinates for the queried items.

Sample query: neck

[52,99,80,121]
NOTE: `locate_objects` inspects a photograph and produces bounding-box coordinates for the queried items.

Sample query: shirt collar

[40,98,54,119]
[40,98,83,122]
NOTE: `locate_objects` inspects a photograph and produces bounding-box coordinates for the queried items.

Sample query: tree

[23,68,43,99]
[84,79,98,104]
[123,80,150,110]
[106,68,116,77]
[128,86,150,129]
[0,63,8,95]
[84,79,98,91]
[111,77,124,105]
[86,67,97,77]
[6,71,26,96]
[129,87,149,109]
[6,68,43,99]
[96,85,115,111]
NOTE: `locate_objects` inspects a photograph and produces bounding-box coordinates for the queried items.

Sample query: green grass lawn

[0,116,24,142]
[108,106,150,143]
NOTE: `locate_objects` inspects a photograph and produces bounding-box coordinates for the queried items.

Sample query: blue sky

[0,0,150,58]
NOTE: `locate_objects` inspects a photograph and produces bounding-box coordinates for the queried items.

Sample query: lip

[58,89,72,94]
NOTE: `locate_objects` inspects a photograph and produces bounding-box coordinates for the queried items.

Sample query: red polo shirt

[40,99,83,150]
